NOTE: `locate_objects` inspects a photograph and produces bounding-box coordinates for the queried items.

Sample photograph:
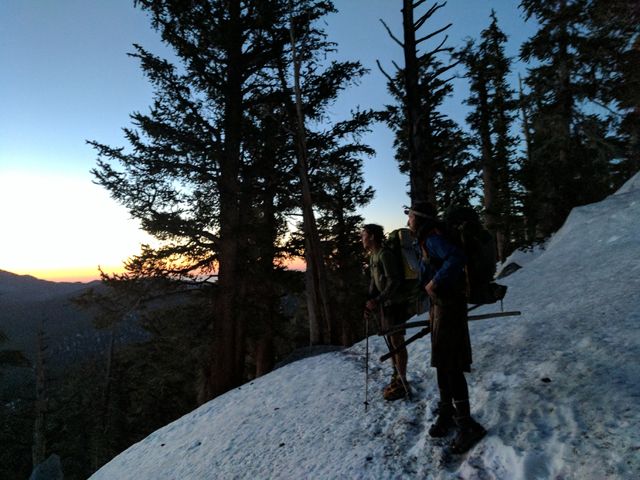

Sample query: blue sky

[0,0,536,281]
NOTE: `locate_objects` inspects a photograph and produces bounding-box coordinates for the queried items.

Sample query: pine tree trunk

[476,70,501,260]
[629,37,640,174]
[550,18,574,238]
[333,192,352,346]
[254,172,280,376]
[32,323,46,469]
[92,327,116,470]
[402,0,436,205]
[288,0,334,345]
[518,75,535,242]
[255,315,274,377]
[209,0,245,398]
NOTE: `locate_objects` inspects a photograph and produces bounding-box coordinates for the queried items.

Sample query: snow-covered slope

[91,177,640,480]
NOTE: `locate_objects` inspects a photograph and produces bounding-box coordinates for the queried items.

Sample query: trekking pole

[379,310,521,337]
[364,310,370,412]
[380,310,524,360]
[380,325,431,362]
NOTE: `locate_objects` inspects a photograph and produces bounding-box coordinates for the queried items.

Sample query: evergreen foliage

[458,11,522,260]
[518,0,637,239]
[380,0,474,207]
[588,0,640,184]
[0,329,30,370]
[307,112,376,344]
[89,0,374,399]
[0,341,32,480]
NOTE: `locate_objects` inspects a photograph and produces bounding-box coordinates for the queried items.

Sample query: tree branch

[419,35,451,62]
[376,60,404,97]
[414,2,447,30]
[416,23,452,45]
[379,19,404,48]
[376,59,395,83]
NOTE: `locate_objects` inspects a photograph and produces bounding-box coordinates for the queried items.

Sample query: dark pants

[436,368,469,403]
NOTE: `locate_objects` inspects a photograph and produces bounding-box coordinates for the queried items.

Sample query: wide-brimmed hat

[404,201,437,219]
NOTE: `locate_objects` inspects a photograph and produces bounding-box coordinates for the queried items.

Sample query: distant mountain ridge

[0,269,100,303]
[0,270,142,369]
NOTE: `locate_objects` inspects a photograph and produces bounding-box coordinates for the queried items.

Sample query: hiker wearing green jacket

[361,223,413,401]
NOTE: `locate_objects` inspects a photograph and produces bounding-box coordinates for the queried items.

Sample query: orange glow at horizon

[10,265,126,283]
[20,258,307,284]
[286,257,306,271]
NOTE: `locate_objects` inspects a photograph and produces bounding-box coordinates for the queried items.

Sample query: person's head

[361,224,384,252]
[405,201,438,234]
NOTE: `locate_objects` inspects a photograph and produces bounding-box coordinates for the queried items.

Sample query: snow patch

[614,169,640,195]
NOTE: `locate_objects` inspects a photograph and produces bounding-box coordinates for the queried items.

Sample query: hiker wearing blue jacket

[406,201,486,455]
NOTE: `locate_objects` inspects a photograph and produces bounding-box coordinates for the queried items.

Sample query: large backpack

[443,205,507,306]
[384,228,422,310]
[385,228,421,281]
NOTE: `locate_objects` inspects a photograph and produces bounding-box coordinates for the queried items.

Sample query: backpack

[385,228,421,281]
[384,228,423,310]
[443,205,507,305]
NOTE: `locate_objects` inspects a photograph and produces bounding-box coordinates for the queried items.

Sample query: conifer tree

[380,1,473,207]
[91,0,292,398]
[90,0,374,396]
[588,0,640,184]
[0,329,29,370]
[458,11,520,260]
[32,323,47,469]
[0,330,32,478]
[310,113,376,345]
[282,0,335,346]
[519,0,622,238]
[89,0,301,397]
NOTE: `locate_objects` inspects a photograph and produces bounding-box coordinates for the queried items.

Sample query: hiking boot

[428,401,455,437]
[383,380,409,401]
[450,418,486,454]
[383,373,400,394]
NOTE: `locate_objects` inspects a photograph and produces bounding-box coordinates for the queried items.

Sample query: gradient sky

[0,0,535,282]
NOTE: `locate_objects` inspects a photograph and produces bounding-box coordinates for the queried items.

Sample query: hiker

[406,202,487,454]
[361,223,412,401]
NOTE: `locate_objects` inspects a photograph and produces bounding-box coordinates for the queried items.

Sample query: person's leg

[450,370,486,453]
[449,370,469,403]
[383,304,410,400]
[389,332,407,381]
[429,368,455,437]
[378,306,397,387]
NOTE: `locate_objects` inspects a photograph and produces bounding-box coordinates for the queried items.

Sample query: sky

[0,1,537,282]
[89,173,640,479]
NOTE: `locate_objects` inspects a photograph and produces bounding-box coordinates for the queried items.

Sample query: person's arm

[426,234,466,291]
[366,255,380,310]
[375,249,402,304]
[368,261,379,299]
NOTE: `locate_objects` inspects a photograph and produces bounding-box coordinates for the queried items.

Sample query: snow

[614,170,640,196]
[91,178,640,480]
[499,242,547,271]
